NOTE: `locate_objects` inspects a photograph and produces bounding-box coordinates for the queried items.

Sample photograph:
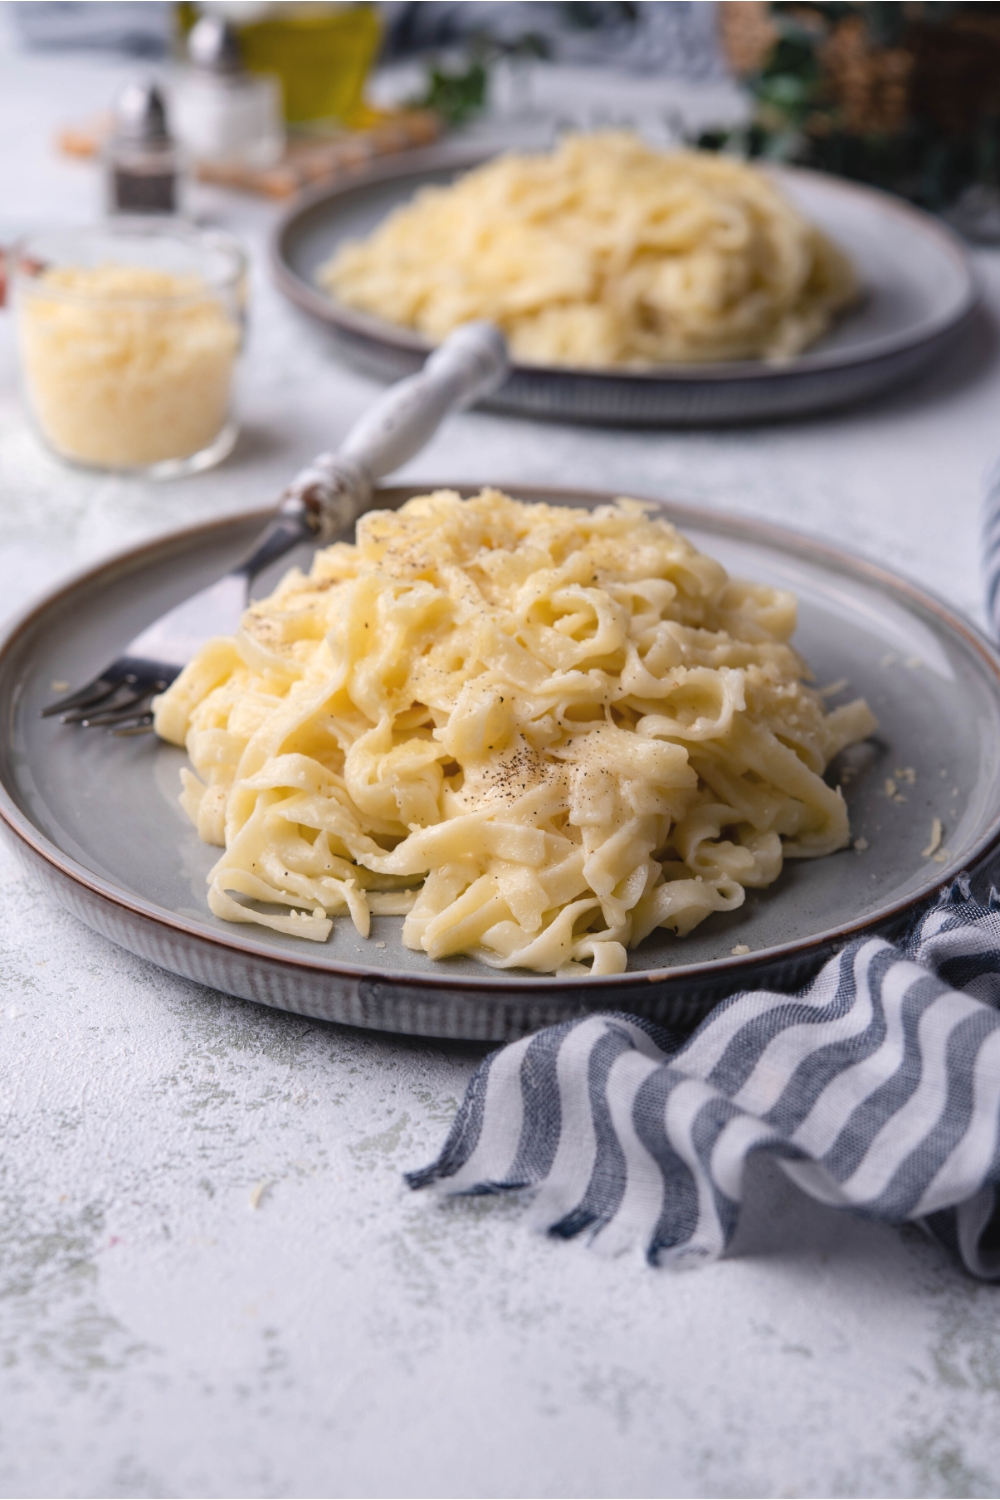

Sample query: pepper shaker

[105,81,186,217]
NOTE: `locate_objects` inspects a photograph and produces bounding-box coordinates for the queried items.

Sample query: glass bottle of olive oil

[175,4,382,128]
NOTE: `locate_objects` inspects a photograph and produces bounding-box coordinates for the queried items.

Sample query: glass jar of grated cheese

[13,222,246,477]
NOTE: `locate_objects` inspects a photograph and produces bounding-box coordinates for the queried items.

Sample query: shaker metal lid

[113,80,171,143]
[188,15,244,75]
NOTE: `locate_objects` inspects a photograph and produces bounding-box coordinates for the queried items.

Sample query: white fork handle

[284,321,509,541]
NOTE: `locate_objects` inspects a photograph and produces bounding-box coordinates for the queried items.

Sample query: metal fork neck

[230,502,313,583]
[279,452,372,545]
[232,454,372,585]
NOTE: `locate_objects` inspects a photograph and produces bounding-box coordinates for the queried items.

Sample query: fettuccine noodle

[154,490,876,976]
[319,133,858,367]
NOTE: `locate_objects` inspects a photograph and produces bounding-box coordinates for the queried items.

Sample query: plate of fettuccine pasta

[1,486,998,1041]
[272,137,977,427]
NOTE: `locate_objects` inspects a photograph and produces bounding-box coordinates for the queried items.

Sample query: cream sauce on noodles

[154,490,876,976]
[319,133,858,367]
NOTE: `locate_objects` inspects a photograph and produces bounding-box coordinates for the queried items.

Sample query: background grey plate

[271,145,979,428]
[2,485,1000,1042]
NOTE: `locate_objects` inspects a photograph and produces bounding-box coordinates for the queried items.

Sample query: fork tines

[41,656,179,734]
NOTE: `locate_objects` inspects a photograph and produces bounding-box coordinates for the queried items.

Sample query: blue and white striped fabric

[982,456,1000,641]
[408,881,1000,1276]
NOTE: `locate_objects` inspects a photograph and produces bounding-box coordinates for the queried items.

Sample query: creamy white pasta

[154,490,876,976]
[318,133,858,367]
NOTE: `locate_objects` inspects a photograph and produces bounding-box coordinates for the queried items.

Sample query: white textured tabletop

[4,34,1000,1500]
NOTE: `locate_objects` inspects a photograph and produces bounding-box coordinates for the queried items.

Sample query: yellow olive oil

[176,4,382,127]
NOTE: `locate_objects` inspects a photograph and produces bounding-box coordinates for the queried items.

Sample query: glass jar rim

[11,220,247,306]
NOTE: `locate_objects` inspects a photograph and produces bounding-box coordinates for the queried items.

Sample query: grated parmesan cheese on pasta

[154,490,877,977]
[154,492,875,978]
[319,133,858,368]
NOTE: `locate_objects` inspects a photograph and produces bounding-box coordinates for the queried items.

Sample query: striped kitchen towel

[408,880,1000,1276]
[982,454,1000,641]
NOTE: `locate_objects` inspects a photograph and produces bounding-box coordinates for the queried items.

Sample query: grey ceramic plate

[271,144,978,427]
[2,485,1000,1042]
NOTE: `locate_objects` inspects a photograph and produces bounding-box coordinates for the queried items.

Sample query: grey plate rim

[1,485,999,1002]
[269,142,980,387]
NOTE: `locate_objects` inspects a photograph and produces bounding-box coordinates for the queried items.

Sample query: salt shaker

[105,81,186,216]
[172,16,284,169]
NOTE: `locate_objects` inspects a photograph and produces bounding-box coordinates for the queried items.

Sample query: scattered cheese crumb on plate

[921,818,943,859]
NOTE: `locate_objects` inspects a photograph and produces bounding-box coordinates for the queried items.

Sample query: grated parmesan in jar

[18,264,241,469]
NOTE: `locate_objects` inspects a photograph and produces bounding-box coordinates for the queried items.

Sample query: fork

[41,320,508,733]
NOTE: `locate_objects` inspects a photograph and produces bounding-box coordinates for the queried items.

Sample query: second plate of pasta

[272,142,976,426]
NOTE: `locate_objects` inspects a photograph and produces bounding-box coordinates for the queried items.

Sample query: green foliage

[412,30,550,127]
[701,2,1000,211]
[417,56,489,126]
